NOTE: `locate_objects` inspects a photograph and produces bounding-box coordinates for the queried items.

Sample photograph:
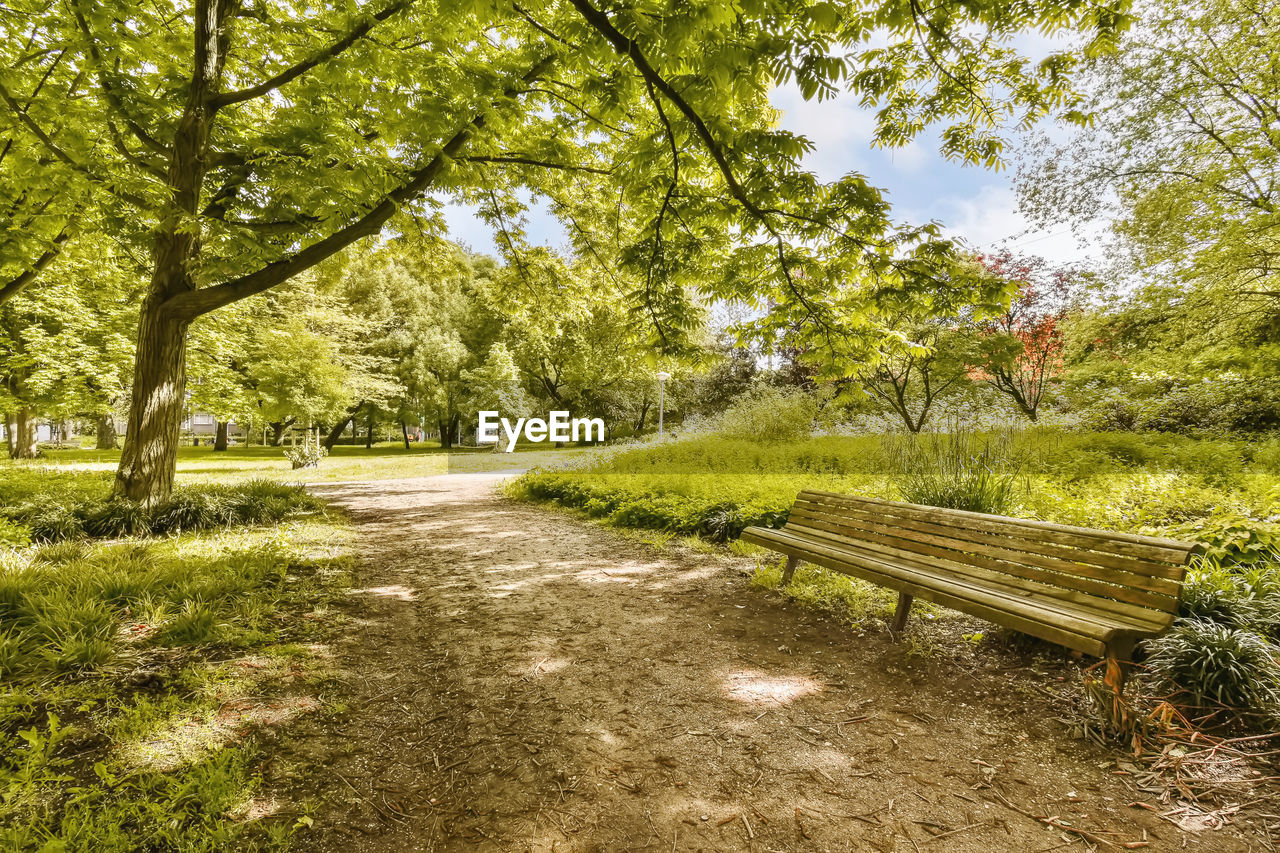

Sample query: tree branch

[458,153,612,174]
[68,0,171,156]
[210,0,415,108]
[566,0,830,327]
[0,78,153,209]
[163,54,556,320]
[0,224,72,307]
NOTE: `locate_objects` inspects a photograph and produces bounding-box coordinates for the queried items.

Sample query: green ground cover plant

[0,472,324,545]
[0,471,353,850]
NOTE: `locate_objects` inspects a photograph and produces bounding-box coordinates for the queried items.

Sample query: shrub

[698,502,746,543]
[714,386,819,444]
[26,506,86,543]
[1145,619,1280,711]
[285,442,327,470]
[1181,559,1280,636]
[81,499,153,539]
[11,480,323,543]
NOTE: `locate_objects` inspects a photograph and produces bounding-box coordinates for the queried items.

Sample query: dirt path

[273,473,1251,852]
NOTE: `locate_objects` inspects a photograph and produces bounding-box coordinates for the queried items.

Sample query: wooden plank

[801,489,1197,554]
[790,522,1173,631]
[750,527,1147,643]
[799,491,1197,566]
[787,508,1182,610]
[792,499,1186,584]
[747,528,1112,657]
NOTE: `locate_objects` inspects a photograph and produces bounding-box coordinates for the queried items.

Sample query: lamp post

[656,371,672,436]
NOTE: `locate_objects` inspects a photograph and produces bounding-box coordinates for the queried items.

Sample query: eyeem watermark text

[477,411,604,452]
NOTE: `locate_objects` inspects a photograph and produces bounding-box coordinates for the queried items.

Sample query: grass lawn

[14,442,597,485]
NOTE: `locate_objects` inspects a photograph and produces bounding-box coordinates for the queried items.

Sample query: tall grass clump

[883,427,1023,514]
[1144,619,1280,711]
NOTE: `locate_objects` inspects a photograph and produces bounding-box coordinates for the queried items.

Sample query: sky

[440,81,1103,269]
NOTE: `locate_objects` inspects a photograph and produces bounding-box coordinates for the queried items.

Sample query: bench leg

[889,592,913,634]
[1102,638,1137,728]
[780,555,799,587]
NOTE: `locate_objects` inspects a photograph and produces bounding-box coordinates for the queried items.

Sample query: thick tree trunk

[438,418,453,449]
[213,420,229,451]
[95,414,118,450]
[400,421,411,450]
[9,409,37,459]
[269,419,293,446]
[115,297,190,504]
[113,0,231,504]
[323,412,356,450]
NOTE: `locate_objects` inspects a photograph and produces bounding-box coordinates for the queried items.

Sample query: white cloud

[910,185,1107,268]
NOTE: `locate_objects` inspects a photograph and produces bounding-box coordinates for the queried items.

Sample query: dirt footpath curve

[268,472,1252,852]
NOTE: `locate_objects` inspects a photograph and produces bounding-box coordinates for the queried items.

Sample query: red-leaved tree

[973,250,1082,421]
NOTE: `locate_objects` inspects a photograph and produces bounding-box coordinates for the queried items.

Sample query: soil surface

[269,472,1263,851]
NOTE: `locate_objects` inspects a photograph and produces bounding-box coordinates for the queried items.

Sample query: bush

[1078,379,1280,436]
[7,480,323,544]
[714,386,819,444]
[285,442,327,470]
[1145,619,1280,711]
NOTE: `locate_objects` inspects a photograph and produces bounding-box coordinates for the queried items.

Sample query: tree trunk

[4,413,15,458]
[438,418,453,449]
[9,409,38,459]
[95,414,118,450]
[324,414,355,450]
[113,1,231,504]
[634,401,650,433]
[365,406,374,449]
[269,419,292,446]
[401,421,411,450]
[213,420,229,451]
[115,298,190,504]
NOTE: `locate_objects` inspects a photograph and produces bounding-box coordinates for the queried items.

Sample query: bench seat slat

[784,523,1172,633]
[787,507,1181,610]
[802,491,1196,567]
[742,527,1114,657]
[792,499,1186,585]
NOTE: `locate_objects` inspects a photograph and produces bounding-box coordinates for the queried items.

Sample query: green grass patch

[5,442,594,487]
[0,499,352,849]
[750,556,902,628]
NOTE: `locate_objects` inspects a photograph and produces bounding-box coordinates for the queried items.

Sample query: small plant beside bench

[742,490,1200,699]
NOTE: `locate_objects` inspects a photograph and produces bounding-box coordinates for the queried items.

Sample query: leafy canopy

[1,0,1128,347]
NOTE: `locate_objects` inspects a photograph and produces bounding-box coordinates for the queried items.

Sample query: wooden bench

[740,490,1199,694]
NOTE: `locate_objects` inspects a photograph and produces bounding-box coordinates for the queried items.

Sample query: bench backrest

[786,490,1199,629]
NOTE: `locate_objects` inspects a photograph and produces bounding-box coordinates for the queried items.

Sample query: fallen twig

[988,790,1116,849]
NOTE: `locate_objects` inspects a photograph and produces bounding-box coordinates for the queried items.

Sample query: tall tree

[1021,0,1280,299]
[2,0,1125,502]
